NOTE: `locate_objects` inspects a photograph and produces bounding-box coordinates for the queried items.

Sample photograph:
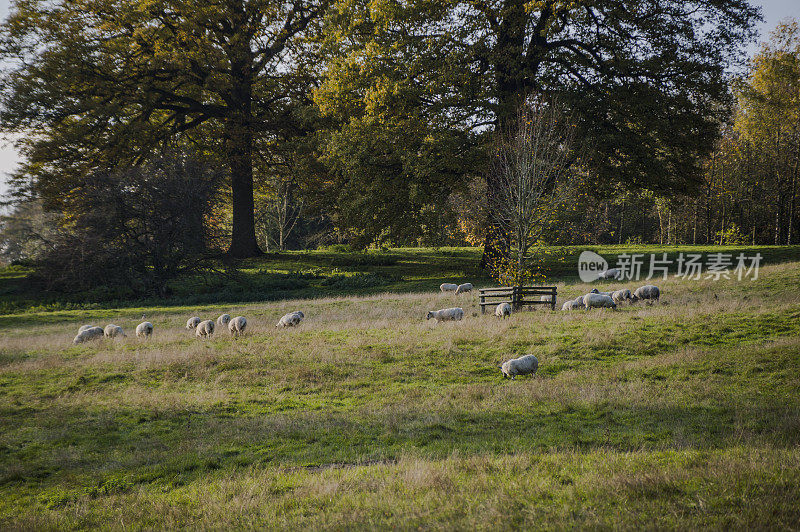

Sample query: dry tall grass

[1,261,799,528]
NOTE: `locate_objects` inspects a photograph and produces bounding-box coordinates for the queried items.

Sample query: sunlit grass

[0,257,799,528]
[2,245,799,315]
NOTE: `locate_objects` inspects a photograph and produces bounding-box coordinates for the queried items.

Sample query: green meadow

[1,246,799,529]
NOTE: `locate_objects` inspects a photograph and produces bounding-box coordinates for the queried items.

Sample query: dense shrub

[29,154,221,296]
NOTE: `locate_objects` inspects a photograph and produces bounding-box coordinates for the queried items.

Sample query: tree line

[2,0,795,296]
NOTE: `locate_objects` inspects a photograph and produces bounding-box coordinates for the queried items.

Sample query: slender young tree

[489,99,578,286]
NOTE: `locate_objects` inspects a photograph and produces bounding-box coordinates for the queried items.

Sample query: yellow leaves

[736,22,800,144]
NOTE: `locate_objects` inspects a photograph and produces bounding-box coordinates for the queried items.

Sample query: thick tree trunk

[788,161,797,245]
[775,187,782,245]
[481,0,528,271]
[482,105,523,270]
[227,122,261,258]
[226,45,262,259]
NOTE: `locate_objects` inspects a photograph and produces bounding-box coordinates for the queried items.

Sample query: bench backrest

[478,286,557,312]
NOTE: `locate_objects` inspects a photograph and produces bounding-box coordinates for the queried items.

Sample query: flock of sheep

[70,277,661,381]
[72,310,307,344]
[186,314,249,338]
[559,284,661,311]
[425,279,663,379]
[72,322,152,343]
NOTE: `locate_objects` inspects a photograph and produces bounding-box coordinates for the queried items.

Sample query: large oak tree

[320,0,760,265]
[0,0,329,258]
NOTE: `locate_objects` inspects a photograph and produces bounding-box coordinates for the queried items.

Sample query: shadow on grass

[3,245,800,315]
[3,398,799,490]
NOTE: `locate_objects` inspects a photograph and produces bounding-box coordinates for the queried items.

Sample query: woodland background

[0,1,797,295]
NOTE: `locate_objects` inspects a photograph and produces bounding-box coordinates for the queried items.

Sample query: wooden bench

[478,286,557,313]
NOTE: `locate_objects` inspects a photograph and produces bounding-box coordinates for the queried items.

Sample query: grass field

[1,248,800,528]
[2,244,800,314]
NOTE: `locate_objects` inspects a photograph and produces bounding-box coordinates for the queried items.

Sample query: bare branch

[488,97,581,285]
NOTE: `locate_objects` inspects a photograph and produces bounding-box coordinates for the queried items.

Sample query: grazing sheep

[500,354,539,379]
[217,314,231,328]
[455,283,473,295]
[72,326,104,344]
[196,319,215,338]
[186,317,201,330]
[440,283,458,292]
[539,294,557,309]
[135,322,153,338]
[598,268,620,280]
[611,289,637,304]
[634,284,660,302]
[495,303,512,319]
[228,316,247,336]
[276,311,304,328]
[291,311,305,318]
[104,324,126,338]
[562,300,582,311]
[78,324,96,334]
[426,307,464,322]
[583,293,617,310]
[573,289,598,306]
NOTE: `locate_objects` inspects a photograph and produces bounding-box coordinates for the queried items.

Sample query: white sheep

[196,319,215,338]
[634,285,660,302]
[455,283,473,295]
[276,311,304,328]
[228,316,247,336]
[562,300,582,311]
[217,314,231,328]
[583,293,617,310]
[500,354,539,379]
[573,289,597,306]
[186,317,201,329]
[77,324,96,334]
[72,326,104,344]
[598,268,620,280]
[611,289,637,304]
[426,307,464,322]
[539,294,557,309]
[495,302,512,319]
[104,324,126,338]
[439,283,458,292]
[136,322,153,338]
